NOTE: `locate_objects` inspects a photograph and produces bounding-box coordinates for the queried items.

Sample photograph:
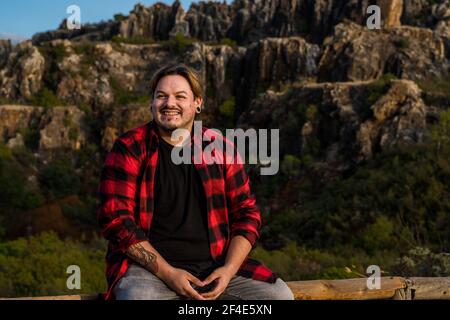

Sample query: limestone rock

[101,104,153,151]
[38,106,88,152]
[318,21,449,82]
[0,105,44,143]
[0,42,45,100]
[238,79,430,169]
[380,0,403,27]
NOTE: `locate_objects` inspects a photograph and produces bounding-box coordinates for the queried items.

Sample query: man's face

[151,75,202,132]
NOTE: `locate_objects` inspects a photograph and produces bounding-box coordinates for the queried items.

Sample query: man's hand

[161,267,207,300]
[200,266,234,300]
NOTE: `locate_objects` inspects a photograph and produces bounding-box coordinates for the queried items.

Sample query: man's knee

[227,276,295,300]
[113,275,178,300]
[114,278,177,300]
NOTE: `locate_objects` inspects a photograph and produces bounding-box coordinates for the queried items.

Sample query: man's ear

[194,96,203,109]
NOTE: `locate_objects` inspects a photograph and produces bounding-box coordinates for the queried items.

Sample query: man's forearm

[223,235,252,276]
[126,241,173,280]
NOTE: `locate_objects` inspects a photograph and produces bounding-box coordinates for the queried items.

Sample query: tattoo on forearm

[127,243,159,274]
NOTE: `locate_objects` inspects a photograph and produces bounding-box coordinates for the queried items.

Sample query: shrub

[0,232,107,297]
[281,154,302,177]
[219,38,237,48]
[391,247,450,277]
[162,32,195,55]
[39,159,81,199]
[113,14,126,22]
[111,35,154,45]
[68,127,79,141]
[393,38,410,49]
[0,147,43,211]
[28,87,64,108]
[219,97,235,118]
[109,77,149,106]
[364,73,396,109]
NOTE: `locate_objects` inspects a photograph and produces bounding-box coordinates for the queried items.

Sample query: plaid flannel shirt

[97,121,277,300]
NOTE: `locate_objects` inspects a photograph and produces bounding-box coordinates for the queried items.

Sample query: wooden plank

[3,277,450,300]
[286,277,406,300]
[409,277,450,300]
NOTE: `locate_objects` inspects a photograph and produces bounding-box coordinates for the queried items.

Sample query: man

[97,63,294,300]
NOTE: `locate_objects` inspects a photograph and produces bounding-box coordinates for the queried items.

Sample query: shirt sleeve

[97,139,149,253]
[225,146,262,249]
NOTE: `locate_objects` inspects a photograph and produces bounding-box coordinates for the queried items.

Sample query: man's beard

[155,105,194,133]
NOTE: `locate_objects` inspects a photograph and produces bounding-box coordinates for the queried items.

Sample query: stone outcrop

[318,21,449,82]
[0,105,88,154]
[31,0,448,47]
[0,105,44,143]
[0,41,45,100]
[238,79,431,171]
[118,2,182,40]
[236,36,321,112]
[380,0,403,27]
[101,104,153,151]
[38,106,88,152]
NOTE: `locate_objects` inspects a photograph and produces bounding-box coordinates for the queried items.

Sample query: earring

[196,106,201,114]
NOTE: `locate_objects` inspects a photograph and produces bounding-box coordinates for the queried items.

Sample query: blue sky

[0,0,208,39]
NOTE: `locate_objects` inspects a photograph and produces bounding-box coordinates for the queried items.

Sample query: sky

[0,0,211,40]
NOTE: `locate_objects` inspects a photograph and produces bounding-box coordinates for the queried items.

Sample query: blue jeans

[114,263,294,300]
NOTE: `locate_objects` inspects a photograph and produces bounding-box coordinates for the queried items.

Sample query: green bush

[263,109,450,254]
[362,73,397,116]
[0,232,107,297]
[39,159,81,199]
[219,97,235,118]
[251,242,376,281]
[218,38,237,48]
[109,77,150,106]
[281,154,302,177]
[162,32,195,55]
[113,14,126,22]
[0,146,43,211]
[28,87,64,108]
[418,76,450,107]
[61,196,97,227]
[111,35,154,45]
[393,38,410,49]
[68,127,79,141]
[73,41,95,56]
[38,43,68,63]
[392,247,450,277]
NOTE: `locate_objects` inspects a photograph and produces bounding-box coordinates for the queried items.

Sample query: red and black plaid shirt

[97,121,277,300]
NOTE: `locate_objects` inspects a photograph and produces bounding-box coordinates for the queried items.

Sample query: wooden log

[2,277,450,300]
[408,277,450,300]
[286,277,406,300]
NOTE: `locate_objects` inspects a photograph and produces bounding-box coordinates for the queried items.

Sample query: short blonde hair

[149,63,204,99]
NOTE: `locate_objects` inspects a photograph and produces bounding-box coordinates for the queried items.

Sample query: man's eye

[177,96,186,99]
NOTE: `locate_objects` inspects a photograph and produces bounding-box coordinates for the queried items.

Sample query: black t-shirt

[149,137,219,280]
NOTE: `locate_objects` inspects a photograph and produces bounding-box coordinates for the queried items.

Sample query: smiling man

[97,63,294,300]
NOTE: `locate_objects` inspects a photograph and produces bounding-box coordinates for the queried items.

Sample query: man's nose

[165,95,177,107]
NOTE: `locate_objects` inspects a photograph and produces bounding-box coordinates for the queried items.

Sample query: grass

[161,32,197,55]
[393,37,410,49]
[38,43,68,63]
[417,76,450,107]
[112,35,154,45]
[28,87,65,108]
[109,77,149,106]
[219,97,235,118]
